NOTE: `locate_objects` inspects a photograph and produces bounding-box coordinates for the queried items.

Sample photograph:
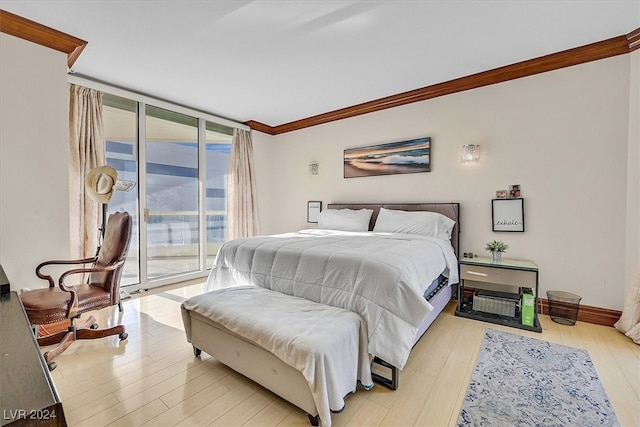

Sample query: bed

[183,202,460,425]
[326,203,460,345]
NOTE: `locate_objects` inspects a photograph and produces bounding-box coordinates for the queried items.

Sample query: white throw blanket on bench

[182,286,373,427]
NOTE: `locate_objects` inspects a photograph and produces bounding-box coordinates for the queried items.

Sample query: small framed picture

[509,184,521,199]
[496,190,508,199]
[307,201,322,223]
[492,198,525,232]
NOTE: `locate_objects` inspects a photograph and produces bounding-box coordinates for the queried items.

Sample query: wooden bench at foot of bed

[181,286,372,427]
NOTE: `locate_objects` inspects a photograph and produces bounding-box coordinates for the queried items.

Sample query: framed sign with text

[307,201,322,223]
[492,198,524,232]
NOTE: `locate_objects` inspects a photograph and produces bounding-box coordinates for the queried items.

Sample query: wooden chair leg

[43,330,75,369]
[33,312,127,371]
[76,315,97,330]
[37,330,71,346]
[76,324,127,340]
[35,317,76,346]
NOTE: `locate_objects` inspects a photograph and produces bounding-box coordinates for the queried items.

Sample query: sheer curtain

[68,84,105,259]
[227,128,259,240]
[614,259,640,344]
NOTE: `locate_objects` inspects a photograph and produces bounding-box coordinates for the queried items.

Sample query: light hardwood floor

[46,283,640,427]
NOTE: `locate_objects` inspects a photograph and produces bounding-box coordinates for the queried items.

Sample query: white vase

[492,251,502,263]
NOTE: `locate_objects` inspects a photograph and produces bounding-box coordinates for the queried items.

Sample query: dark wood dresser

[0,292,67,426]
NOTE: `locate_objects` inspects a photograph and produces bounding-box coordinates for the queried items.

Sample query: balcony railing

[120,210,227,284]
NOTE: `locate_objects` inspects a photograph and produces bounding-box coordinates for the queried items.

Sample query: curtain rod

[68,74,250,132]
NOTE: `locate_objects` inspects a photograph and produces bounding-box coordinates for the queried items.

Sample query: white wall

[253,54,635,311]
[626,50,640,289]
[0,27,635,311]
[0,34,71,292]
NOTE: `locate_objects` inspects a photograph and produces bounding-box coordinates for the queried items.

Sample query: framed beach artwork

[343,137,431,178]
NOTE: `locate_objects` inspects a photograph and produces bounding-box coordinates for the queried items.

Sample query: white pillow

[317,208,373,232]
[373,208,455,239]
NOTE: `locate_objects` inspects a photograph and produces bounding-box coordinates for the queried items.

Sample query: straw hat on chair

[86,166,118,204]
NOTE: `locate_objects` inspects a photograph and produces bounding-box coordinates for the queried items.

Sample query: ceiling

[1,1,639,128]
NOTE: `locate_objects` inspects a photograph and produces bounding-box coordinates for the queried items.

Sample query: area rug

[457,329,620,426]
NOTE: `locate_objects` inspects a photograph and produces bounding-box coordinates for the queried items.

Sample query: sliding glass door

[102,91,235,288]
[103,94,140,285]
[145,106,200,280]
[205,122,232,268]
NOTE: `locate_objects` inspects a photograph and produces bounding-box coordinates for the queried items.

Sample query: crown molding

[0,9,634,135]
[244,120,276,135]
[248,27,640,135]
[0,9,87,68]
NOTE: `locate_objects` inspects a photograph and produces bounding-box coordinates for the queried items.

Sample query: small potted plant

[485,240,508,263]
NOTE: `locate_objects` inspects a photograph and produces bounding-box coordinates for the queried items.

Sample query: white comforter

[205,229,459,369]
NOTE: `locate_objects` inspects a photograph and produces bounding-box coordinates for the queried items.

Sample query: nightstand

[456,257,542,332]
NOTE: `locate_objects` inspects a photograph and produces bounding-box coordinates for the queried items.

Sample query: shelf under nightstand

[456,256,542,333]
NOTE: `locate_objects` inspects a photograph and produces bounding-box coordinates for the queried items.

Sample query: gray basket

[547,290,581,325]
[473,290,520,317]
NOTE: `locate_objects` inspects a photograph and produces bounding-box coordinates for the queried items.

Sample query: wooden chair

[20,212,132,371]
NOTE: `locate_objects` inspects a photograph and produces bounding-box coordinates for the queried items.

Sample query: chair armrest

[36,257,98,287]
[57,263,124,318]
[58,261,123,291]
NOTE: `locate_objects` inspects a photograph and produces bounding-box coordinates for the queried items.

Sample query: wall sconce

[461,144,480,162]
[309,163,319,175]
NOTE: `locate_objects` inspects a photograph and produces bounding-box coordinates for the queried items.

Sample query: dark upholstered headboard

[326,203,460,257]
